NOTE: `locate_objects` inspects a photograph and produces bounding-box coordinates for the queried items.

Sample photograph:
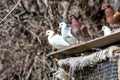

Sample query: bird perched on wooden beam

[69,15,90,43]
[101,26,112,36]
[46,30,70,50]
[59,22,78,45]
[102,3,120,30]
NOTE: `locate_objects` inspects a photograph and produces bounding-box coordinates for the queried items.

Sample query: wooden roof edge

[47,31,120,57]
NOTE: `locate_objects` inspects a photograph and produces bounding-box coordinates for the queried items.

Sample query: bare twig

[0,0,21,24]
[25,65,33,80]
[26,29,42,44]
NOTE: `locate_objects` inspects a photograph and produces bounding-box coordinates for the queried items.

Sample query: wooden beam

[47,31,120,58]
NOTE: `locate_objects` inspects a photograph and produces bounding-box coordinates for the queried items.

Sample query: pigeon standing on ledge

[69,15,90,43]
[59,22,78,45]
[46,30,70,50]
[102,3,120,29]
[102,26,112,36]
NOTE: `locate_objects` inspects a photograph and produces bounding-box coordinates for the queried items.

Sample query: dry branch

[0,0,21,24]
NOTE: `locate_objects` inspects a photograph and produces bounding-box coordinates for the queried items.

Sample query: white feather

[59,22,78,45]
[46,30,70,49]
[102,26,112,36]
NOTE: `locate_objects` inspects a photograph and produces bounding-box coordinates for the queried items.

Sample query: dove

[69,15,90,43]
[46,30,70,50]
[102,26,112,36]
[102,3,120,29]
[59,22,78,45]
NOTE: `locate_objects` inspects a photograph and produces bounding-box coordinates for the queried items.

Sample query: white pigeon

[102,26,112,36]
[59,22,78,45]
[46,30,70,50]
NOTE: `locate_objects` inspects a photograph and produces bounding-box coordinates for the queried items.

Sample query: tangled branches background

[0,0,120,80]
[0,0,55,80]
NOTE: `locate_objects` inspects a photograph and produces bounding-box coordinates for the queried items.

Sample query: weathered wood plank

[47,31,120,57]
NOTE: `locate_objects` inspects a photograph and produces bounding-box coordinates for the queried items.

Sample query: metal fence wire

[75,56,119,80]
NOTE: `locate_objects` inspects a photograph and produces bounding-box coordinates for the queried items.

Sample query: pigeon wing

[50,34,70,49]
[53,34,70,46]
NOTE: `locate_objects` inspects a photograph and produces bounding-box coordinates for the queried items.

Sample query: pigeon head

[69,15,78,21]
[58,22,69,33]
[46,30,55,37]
[102,26,111,31]
[102,26,107,30]
[59,22,67,29]
[102,3,111,10]
[101,26,112,36]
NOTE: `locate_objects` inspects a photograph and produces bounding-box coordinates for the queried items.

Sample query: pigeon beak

[97,30,104,35]
[98,29,103,33]
[57,27,61,34]
[45,34,48,37]
[101,7,103,10]
[101,6,105,10]
[45,33,48,37]
[100,30,104,33]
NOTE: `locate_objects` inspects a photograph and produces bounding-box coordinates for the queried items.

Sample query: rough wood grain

[48,31,120,58]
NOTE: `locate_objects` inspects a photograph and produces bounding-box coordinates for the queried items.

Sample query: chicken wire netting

[75,56,119,80]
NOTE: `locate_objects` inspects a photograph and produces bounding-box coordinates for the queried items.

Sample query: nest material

[53,68,69,80]
[57,46,120,72]
[53,45,120,80]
